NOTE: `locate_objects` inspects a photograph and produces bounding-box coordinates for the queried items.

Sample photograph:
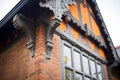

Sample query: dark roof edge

[87,0,120,63]
[0,0,29,28]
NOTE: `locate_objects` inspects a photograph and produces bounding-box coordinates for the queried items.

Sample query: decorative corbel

[46,18,61,59]
[39,0,75,59]
[13,14,36,57]
[39,0,75,20]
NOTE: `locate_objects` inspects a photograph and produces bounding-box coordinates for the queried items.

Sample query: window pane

[82,55,90,74]
[73,50,81,71]
[90,60,96,78]
[97,64,102,80]
[63,45,72,67]
[65,69,73,80]
[85,77,91,80]
[76,73,82,80]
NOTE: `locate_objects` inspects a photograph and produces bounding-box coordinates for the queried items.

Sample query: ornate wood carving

[13,14,36,57]
[62,11,106,49]
[39,0,75,59]
[46,18,61,59]
[39,0,75,20]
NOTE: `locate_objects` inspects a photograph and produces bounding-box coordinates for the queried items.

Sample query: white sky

[0,0,120,47]
[96,0,120,47]
[0,0,20,20]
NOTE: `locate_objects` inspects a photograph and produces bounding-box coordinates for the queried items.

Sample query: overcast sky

[96,0,120,47]
[0,0,120,47]
[0,0,20,20]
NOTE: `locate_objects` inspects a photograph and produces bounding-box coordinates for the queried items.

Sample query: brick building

[0,0,119,80]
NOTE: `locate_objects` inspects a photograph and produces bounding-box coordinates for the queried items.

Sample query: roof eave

[87,0,120,64]
[0,0,30,28]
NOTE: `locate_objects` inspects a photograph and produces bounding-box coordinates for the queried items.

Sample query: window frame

[61,40,105,80]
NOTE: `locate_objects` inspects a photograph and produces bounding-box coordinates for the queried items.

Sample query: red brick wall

[104,65,109,80]
[0,25,61,80]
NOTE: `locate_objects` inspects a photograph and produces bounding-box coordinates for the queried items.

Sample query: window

[65,68,74,80]
[82,55,90,75]
[63,45,72,67]
[90,60,97,78]
[73,50,81,71]
[76,73,82,80]
[62,41,104,80]
[97,64,103,80]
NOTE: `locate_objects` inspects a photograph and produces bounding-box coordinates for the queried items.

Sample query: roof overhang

[0,0,30,28]
[87,0,120,64]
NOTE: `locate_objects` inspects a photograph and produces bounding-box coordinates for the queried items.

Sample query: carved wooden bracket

[13,14,36,57]
[46,18,61,59]
[39,0,75,20]
[39,0,75,59]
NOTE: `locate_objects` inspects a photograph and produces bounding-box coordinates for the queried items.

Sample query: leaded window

[62,41,104,80]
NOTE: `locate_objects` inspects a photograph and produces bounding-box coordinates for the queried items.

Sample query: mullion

[81,52,85,80]
[71,46,76,80]
[101,63,105,80]
[88,54,91,76]
[81,51,84,72]
[95,60,98,79]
